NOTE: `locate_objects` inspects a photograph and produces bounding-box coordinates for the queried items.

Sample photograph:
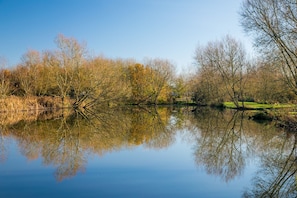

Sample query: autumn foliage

[2,33,297,112]
[0,35,176,110]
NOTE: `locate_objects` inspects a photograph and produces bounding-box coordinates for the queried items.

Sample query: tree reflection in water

[1,106,176,181]
[0,126,9,163]
[1,106,297,196]
[242,133,297,198]
[192,109,246,182]
[126,106,175,149]
[189,107,297,197]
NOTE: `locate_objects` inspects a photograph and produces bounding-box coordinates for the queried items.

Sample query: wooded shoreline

[1,95,296,133]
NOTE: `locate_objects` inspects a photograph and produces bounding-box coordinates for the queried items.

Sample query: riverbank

[0,96,74,125]
[0,96,73,113]
[221,101,297,132]
[2,97,297,132]
[223,102,295,110]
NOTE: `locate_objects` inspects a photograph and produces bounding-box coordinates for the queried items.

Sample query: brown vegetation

[0,107,174,181]
[0,35,177,112]
[0,96,71,112]
[0,95,73,125]
[2,17,297,112]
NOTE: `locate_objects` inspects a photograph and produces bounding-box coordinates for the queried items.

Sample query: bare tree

[240,0,297,94]
[53,34,87,106]
[144,58,175,104]
[194,35,247,107]
[75,57,131,108]
[20,50,42,96]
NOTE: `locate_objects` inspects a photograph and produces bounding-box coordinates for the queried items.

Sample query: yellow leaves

[128,63,153,103]
[128,60,174,104]
[158,84,171,103]
[125,107,171,147]
[1,35,175,105]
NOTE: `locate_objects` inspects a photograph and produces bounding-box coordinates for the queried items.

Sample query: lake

[0,107,296,197]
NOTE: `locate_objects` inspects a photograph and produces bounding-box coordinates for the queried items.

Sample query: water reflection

[0,106,297,196]
[243,133,297,197]
[191,110,246,182]
[188,108,297,197]
[1,107,177,181]
[0,127,8,163]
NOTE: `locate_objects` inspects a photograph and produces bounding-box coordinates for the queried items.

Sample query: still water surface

[0,107,296,197]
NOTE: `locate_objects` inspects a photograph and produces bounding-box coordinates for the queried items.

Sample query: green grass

[223,102,295,110]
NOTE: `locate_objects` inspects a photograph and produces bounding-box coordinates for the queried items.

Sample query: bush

[251,111,273,121]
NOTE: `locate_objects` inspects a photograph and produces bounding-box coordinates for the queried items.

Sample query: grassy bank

[223,102,295,110]
[222,101,297,132]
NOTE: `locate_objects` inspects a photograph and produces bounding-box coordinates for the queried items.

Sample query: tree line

[0,34,177,108]
[189,35,296,107]
[1,0,297,108]
[188,0,297,107]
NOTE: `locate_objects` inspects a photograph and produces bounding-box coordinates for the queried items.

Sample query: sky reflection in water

[0,107,296,197]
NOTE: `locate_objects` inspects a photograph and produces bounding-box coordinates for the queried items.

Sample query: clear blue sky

[0,0,252,72]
